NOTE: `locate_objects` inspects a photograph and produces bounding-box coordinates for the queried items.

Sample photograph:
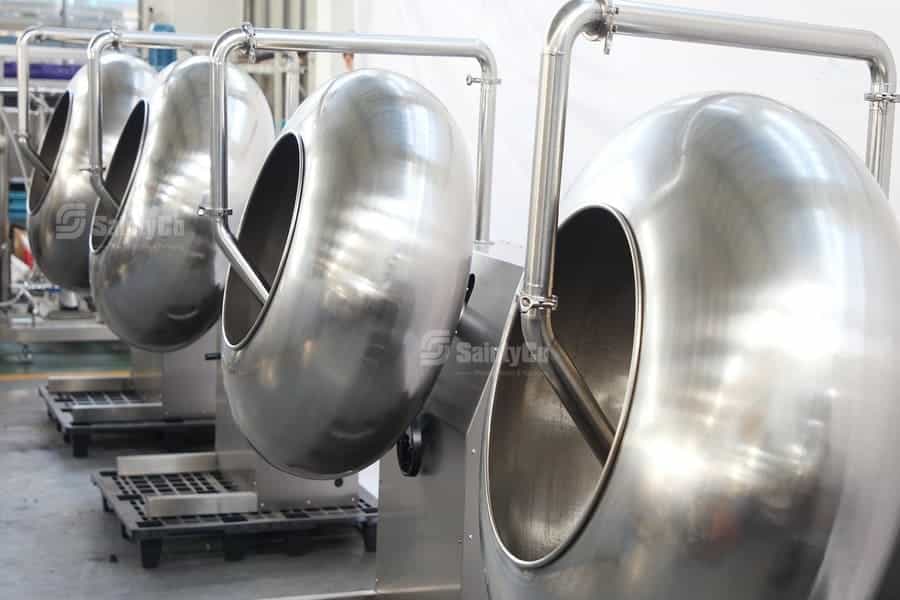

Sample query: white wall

[306,0,356,90]
[351,0,900,245]
[141,0,243,35]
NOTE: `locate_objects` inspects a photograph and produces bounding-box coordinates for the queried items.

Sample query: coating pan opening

[91,100,147,253]
[28,92,70,213]
[223,134,302,347]
[487,206,638,564]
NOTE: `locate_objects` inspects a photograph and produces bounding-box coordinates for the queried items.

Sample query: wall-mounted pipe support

[207,25,500,305]
[16,26,99,177]
[86,30,217,211]
[521,0,898,463]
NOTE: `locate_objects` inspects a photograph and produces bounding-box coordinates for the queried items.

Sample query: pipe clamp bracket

[241,22,258,63]
[585,3,618,55]
[109,26,122,50]
[466,74,502,86]
[197,206,233,218]
[865,91,900,104]
[14,133,31,148]
[518,292,559,313]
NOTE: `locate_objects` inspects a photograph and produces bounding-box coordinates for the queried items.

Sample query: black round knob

[396,416,425,477]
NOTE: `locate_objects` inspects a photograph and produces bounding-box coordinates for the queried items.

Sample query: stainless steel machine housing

[221,68,476,480]
[27,52,156,291]
[90,56,275,352]
[480,93,900,600]
[263,243,523,600]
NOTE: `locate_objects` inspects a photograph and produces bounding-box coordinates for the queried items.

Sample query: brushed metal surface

[129,326,218,419]
[207,30,498,306]
[47,375,133,393]
[0,315,117,344]
[69,402,164,424]
[462,382,492,600]
[117,452,220,477]
[145,491,259,518]
[90,56,274,351]
[481,94,900,600]
[27,53,157,291]
[259,593,465,600]
[258,593,377,600]
[376,247,522,600]
[221,69,475,479]
[213,367,359,512]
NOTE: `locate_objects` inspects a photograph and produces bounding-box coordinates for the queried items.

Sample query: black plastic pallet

[92,469,378,568]
[41,386,214,458]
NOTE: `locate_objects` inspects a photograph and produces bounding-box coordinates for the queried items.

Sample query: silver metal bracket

[518,292,559,313]
[241,22,257,64]
[109,26,122,51]
[585,4,618,55]
[604,5,618,55]
[80,165,105,175]
[466,74,502,86]
[865,91,900,104]
[197,206,233,218]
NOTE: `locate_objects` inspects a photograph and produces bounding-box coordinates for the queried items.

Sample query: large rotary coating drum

[89,57,274,351]
[28,53,157,292]
[481,94,900,600]
[221,69,475,479]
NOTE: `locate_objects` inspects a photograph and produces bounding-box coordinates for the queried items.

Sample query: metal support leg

[140,539,163,569]
[71,432,90,458]
[360,521,377,553]
[223,535,248,562]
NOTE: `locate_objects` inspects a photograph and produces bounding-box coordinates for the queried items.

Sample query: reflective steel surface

[89,57,274,351]
[376,245,523,600]
[221,69,475,479]
[27,52,157,291]
[481,94,900,599]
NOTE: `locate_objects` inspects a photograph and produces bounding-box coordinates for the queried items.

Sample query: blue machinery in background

[8,179,24,226]
[148,23,177,69]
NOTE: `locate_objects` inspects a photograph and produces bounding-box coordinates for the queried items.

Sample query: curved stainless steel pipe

[208,25,500,303]
[611,1,897,193]
[86,30,217,211]
[16,26,98,177]
[521,0,614,461]
[522,0,898,462]
[207,26,268,302]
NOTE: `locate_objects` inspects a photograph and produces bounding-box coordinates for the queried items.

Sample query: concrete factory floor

[0,346,375,600]
[0,341,131,379]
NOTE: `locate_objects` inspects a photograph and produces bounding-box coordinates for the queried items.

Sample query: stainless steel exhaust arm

[522,0,897,462]
[207,24,500,305]
[612,1,896,190]
[16,27,99,177]
[86,30,217,211]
